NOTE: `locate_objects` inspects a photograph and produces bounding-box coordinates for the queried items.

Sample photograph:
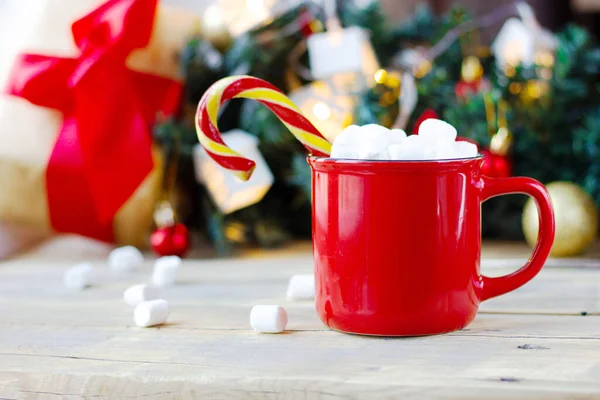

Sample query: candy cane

[195,75,332,181]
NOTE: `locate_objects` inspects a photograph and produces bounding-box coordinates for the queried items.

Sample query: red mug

[308,155,555,336]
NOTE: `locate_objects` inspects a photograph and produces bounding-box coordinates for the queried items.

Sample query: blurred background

[1,0,600,259]
[164,0,599,38]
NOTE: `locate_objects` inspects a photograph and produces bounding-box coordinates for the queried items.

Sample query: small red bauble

[150,223,190,257]
[454,80,480,99]
[481,149,512,178]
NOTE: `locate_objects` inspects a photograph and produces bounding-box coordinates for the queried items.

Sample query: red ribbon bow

[5,0,182,242]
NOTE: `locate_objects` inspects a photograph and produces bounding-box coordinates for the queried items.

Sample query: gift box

[0,0,199,248]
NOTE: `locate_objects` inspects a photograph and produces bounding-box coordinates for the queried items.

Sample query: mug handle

[479,176,555,301]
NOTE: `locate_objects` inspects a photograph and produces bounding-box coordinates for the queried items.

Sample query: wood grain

[1,238,599,399]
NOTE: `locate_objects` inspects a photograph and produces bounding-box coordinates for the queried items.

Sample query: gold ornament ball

[200,5,232,51]
[522,181,598,257]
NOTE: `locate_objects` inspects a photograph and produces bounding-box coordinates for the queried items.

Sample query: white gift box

[0,0,199,248]
[193,130,274,214]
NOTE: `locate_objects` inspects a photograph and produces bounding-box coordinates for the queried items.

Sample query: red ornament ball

[481,150,512,178]
[150,223,190,257]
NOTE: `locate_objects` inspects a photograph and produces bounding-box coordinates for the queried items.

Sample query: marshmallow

[134,299,169,327]
[331,145,359,159]
[152,256,182,287]
[424,141,456,160]
[286,274,315,300]
[63,262,95,290]
[331,125,361,159]
[124,284,162,306]
[389,134,428,160]
[357,146,389,160]
[333,125,362,146]
[389,128,407,144]
[453,141,479,158]
[418,118,458,143]
[250,305,288,333]
[361,123,391,136]
[357,126,391,160]
[108,246,144,272]
[332,121,466,161]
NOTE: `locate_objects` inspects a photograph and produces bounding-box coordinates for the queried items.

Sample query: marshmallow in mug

[330,119,478,161]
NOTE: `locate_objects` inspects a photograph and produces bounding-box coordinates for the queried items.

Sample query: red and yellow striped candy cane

[195,75,332,181]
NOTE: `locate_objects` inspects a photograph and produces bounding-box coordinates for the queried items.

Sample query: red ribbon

[5,0,182,243]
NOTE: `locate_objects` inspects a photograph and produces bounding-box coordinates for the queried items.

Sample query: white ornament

[193,130,274,214]
[307,26,380,89]
[492,9,557,68]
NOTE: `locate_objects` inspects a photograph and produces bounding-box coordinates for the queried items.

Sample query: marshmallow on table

[152,256,182,287]
[134,299,169,327]
[124,284,162,306]
[286,274,315,301]
[250,305,288,333]
[63,262,95,290]
[108,246,144,272]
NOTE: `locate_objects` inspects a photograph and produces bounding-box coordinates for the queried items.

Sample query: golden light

[490,127,512,156]
[503,40,526,66]
[521,80,549,102]
[374,69,387,84]
[509,82,522,94]
[413,60,432,79]
[504,65,516,77]
[534,51,555,68]
[461,56,483,83]
[381,92,397,106]
[312,102,332,120]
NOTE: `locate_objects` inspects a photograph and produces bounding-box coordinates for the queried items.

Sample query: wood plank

[0,315,600,399]
[1,253,599,320]
[2,237,600,398]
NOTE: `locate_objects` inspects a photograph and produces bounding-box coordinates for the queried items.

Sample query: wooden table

[1,237,600,399]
